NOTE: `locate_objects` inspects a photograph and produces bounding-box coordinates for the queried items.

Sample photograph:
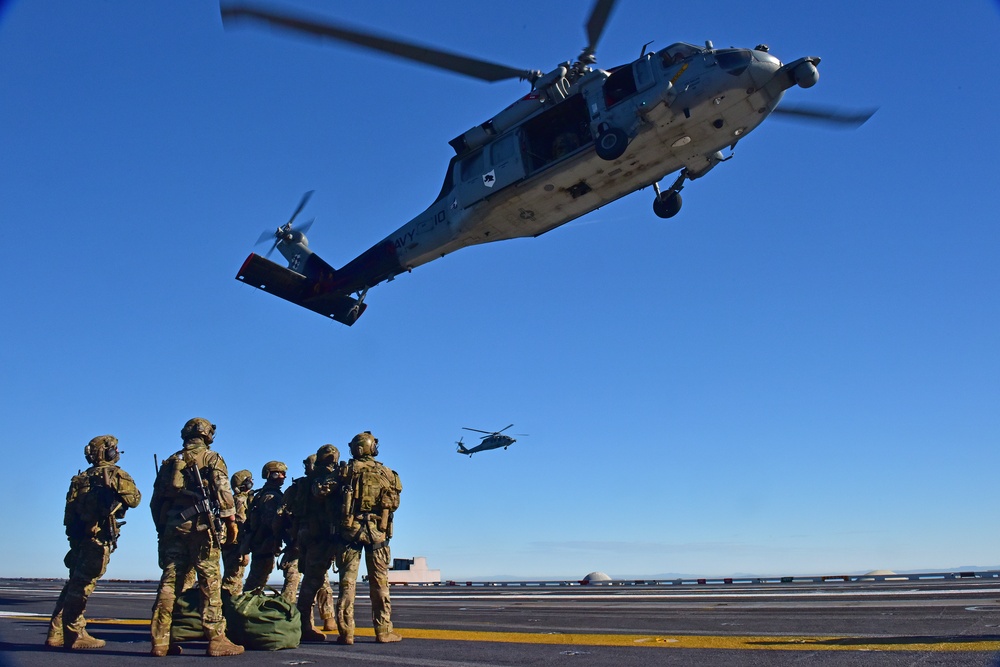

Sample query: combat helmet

[315,444,339,469]
[303,453,318,475]
[261,461,288,478]
[181,417,215,445]
[348,431,378,458]
[84,435,120,465]
[231,469,253,493]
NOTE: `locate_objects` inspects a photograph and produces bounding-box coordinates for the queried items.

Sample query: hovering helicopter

[456,425,525,457]
[226,1,874,326]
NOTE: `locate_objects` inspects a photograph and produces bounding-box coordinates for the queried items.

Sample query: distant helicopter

[456,425,525,457]
[226,1,874,326]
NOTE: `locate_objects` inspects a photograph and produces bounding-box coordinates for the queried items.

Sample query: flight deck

[3,575,1000,666]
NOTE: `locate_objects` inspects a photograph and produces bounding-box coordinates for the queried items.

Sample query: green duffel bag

[223,589,301,650]
[169,586,206,642]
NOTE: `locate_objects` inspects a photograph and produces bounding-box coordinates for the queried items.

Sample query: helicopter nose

[748,51,782,89]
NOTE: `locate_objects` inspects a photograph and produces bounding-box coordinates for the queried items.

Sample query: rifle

[190,462,224,549]
[106,501,124,552]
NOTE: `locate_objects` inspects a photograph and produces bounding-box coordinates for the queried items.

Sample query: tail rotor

[255,191,316,258]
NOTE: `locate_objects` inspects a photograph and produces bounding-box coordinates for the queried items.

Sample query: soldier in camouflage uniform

[335,432,403,644]
[46,435,141,650]
[221,469,253,598]
[279,454,335,629]
[293,445,343,642]
[241,461,287,591]
[149,418,244,657]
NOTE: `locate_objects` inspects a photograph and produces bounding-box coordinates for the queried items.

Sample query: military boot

[206,636,244,657]
[150,642,182,657]
[44,628,63,648]
[300,621,326,643]
[45,625,63,648]
[336,632,354,645]
[323,618,337,632]
[45,612,63,648]
[65,628,106,649]
[375,631,402,643]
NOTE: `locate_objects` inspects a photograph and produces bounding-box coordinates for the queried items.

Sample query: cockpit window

[715,49,752,76]
[658,42,702,68]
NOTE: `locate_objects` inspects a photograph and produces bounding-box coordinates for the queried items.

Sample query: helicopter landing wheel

[596,127,628,161]
[653,190,682,218]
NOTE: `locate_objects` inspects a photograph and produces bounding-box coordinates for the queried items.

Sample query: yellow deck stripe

[8,616,999,652]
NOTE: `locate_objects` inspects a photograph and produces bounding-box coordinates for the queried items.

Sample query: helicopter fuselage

[457,434,516,456]
[342,44,814,288]
[238,42,820,324]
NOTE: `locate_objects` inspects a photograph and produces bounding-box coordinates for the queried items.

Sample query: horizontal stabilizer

[236,253,367,326]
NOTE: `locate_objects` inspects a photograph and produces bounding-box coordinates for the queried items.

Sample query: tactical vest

[64,466,123,543]
[150,447,228,535]
[340,458,401,545]
[244,485,284,553]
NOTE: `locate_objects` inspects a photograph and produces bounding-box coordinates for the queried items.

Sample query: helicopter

[456,425,525,457]
[226,1,874,326]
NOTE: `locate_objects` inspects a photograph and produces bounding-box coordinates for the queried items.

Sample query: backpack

[64,468,118,539]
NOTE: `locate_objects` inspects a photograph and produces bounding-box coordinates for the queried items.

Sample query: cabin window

[603,65,637,107]
[460,150,484,182]
[491,133,517,165]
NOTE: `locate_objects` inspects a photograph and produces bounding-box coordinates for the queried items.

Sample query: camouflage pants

[335,541,393,637]
[150,530,227,648]
[243,551,275,592]
[295,541,336,624]
[277,554,300,604]
[221,544,247,598]
[48,538,110,641]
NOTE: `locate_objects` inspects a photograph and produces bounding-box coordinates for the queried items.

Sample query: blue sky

[1,1,998,582]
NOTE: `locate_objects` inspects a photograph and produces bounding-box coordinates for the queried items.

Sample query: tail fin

[456,441,470,455]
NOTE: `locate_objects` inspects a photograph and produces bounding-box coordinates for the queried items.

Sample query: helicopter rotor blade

[286,190,314,226]
[462,427,494,434]
[222,5,539,83]
[772,104,877,128]
[580,0,617,64]
[497,424,515,434]
[256,228,277,246]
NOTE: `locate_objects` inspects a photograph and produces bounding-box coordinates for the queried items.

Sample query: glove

[226,521,239,545]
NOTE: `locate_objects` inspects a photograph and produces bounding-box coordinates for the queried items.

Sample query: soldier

[149,417,244,657]
[279,454,335,630]
[335,432,403,644]
[221,470,254,598]
[241,461,287,591]
[295,445,343,642]
[46,435,141,649]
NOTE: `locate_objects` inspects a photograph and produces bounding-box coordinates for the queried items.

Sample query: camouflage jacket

[280,474,313,545]
[339,456,401,546]
[241,482,284,555]
[150,439,235,536]
[64,462,141,545]
[306,464,345,541]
